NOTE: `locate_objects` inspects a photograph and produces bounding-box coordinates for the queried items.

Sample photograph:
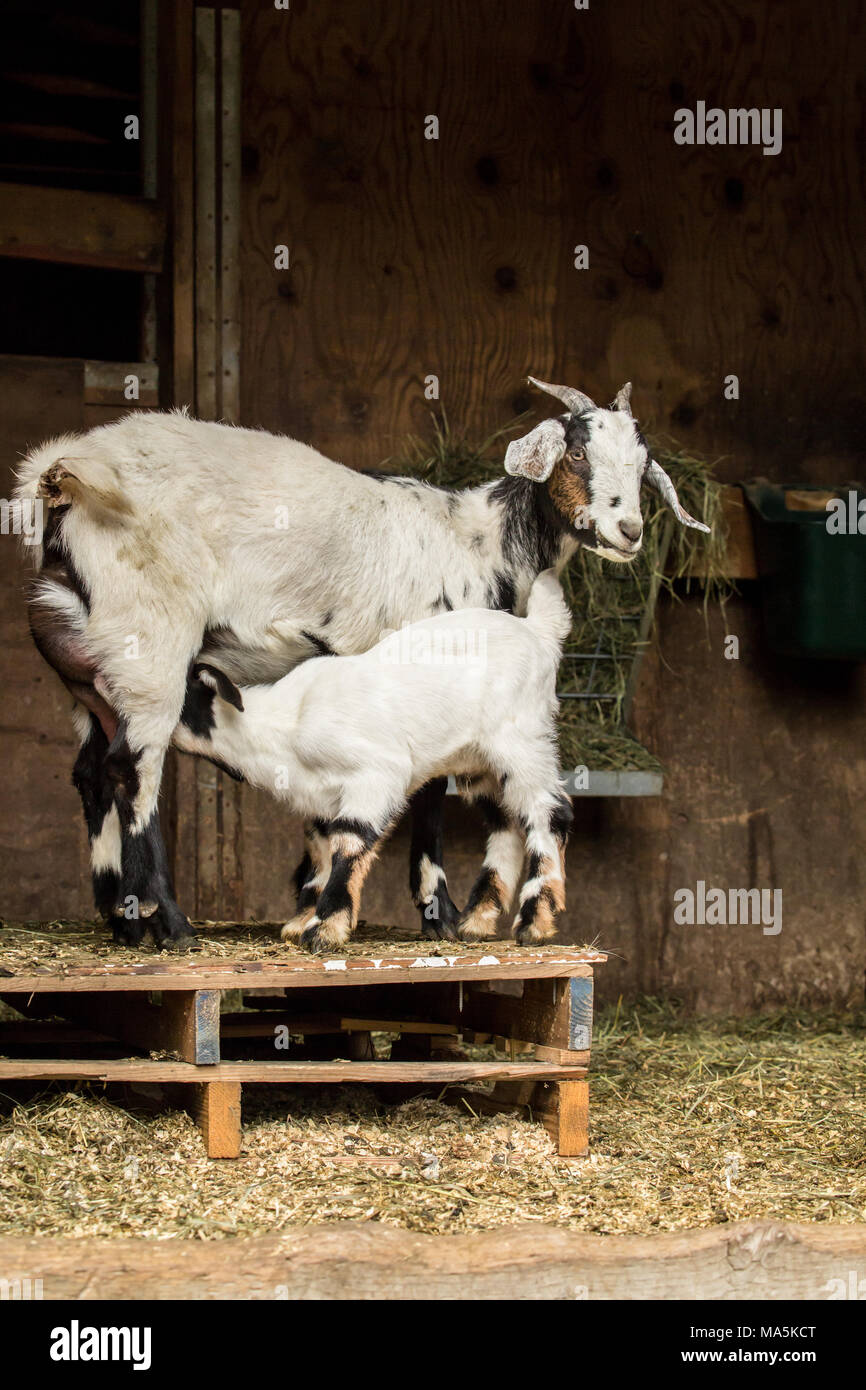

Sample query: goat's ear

[643,460,711,533]
[504,419,567,483]
[193,663,245,711]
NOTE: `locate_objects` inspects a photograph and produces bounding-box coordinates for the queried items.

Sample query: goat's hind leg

[456,777,525,943]
[504,783,572,945]
[104,726,195,950]
[281,821,331,942]
[71,707,124,922]
[300,812,389,954]
[409,777,460,941]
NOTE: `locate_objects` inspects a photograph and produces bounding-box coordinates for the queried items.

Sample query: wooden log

[187,1081,242,1159]
[0,1059,587,1083]
[2,1220,864,1300]
[0,184,165,272]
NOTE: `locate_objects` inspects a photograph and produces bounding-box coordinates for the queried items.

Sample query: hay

[385,415,731,772]
[0,919,588,971]
[0,1001,863,1239]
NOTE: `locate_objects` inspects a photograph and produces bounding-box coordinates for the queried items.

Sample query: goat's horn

[644,460,711,533]
[528,376,596,415]
[610,382,633,414]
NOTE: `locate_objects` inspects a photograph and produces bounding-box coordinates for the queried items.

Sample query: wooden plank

[83,360,159,406]
[0,184,164,272]
[194,6,218,419]
[219,6,241,422]
[164,0,196,405]
[3,1219,865,1300]
[188,1080,241,1158]
[0,1059,587,1083]
[35,990,221,1064]
[0,951,605,993]
[221,1014,457,1038]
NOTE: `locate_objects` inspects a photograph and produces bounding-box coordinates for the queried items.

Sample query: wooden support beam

[0,184,165,273]
[188,1080,242,1159]
[462,973,594,1058]
[37,989,221,1064]
[532,1078,590,1158]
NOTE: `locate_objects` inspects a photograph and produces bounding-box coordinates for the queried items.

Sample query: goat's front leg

[281,820,331,941]
[299,819,383,954]
[408,777,460,940]
[456,784,525,943]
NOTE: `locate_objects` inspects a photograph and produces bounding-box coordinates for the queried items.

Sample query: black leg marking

[105,725,195,949]
[72,715,121,918]
[409,778,460,941]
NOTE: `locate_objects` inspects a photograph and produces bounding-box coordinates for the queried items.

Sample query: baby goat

[172,571,574,952]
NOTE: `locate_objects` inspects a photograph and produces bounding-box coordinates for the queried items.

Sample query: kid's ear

[193,662,244,711]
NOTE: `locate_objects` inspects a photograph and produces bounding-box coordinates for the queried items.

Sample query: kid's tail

[525,569,572,661]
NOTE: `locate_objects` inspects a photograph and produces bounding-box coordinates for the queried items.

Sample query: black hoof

[159,932,200,954]
[419,889,460,941]
[112,915,148,947]
[299,924,326,954]
[146,893,195,946]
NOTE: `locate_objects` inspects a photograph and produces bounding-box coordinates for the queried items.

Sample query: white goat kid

[16,377,707,947]
[173,571,574,952]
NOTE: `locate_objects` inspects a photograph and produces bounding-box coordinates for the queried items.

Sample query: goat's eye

[611,495,621,508]
[567,448,585,463]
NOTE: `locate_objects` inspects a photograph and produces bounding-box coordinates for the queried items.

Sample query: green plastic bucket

[742,480,866,660]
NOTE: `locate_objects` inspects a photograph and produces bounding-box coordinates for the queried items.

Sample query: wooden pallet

[0,942,605,1159]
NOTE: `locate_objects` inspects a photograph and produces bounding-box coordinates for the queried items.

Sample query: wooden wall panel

[240,0,864,479]
[0,356,92,919]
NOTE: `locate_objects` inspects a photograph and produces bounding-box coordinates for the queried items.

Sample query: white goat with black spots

[16,377,707,947]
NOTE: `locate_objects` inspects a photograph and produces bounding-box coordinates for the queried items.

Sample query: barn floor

[0,1000,863,1239]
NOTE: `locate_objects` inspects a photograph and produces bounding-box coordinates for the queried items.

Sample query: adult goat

[17,377,707,946]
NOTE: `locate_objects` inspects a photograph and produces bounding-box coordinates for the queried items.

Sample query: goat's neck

[457,474,577,584]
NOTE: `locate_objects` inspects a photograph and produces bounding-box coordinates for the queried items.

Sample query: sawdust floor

[1,1000,863,1239]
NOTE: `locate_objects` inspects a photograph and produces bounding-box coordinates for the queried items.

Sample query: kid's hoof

[299,913,351,954]
[281,908,316,942]
[513,920,557,946]
[457,907,500,943]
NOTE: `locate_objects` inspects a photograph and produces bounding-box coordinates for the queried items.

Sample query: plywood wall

[239,0,864,482]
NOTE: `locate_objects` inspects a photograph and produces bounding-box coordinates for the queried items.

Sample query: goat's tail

[524,569,572,661]
[15,437,132,558]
